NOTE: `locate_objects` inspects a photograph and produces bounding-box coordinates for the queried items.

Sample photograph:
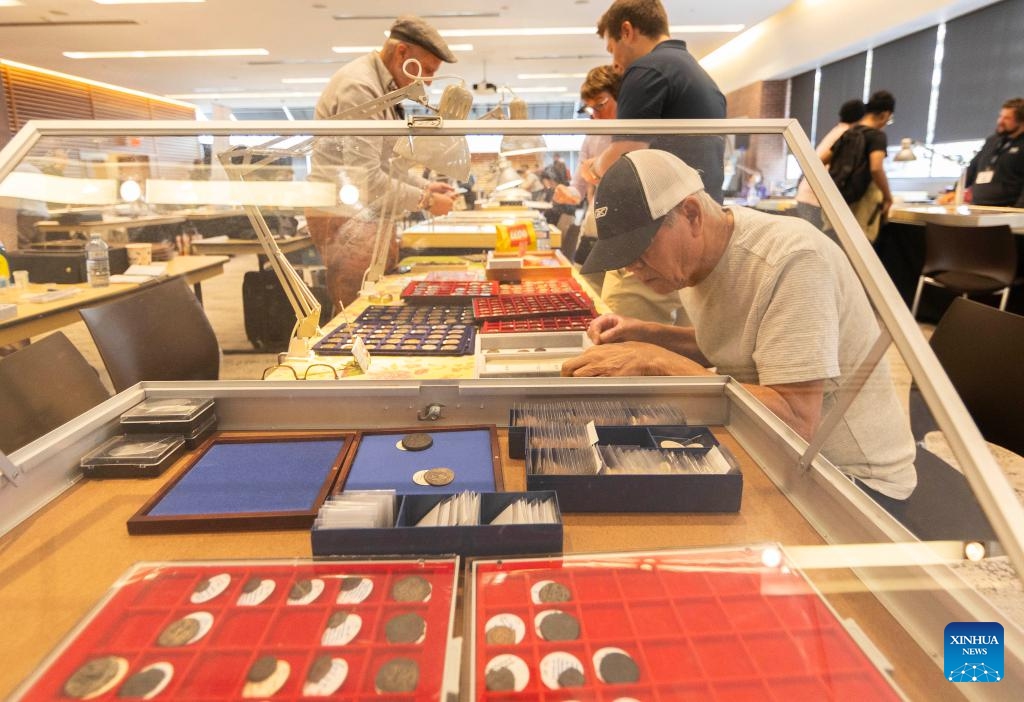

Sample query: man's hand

[424,182,455,215]
[561,341,711,377]
[552,184,581,206]
[586,313,647,345]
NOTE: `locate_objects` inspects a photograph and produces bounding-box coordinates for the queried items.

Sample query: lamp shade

[493,160,523,192]
[393,135,471,180]
[499,96,547,157]
[894,138,917,162]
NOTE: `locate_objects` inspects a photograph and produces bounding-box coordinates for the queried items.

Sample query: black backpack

[828,125,873,203]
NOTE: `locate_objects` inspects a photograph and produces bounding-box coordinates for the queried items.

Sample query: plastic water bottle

[85,234,110,287]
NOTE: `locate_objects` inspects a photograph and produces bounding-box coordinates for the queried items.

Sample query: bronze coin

[339,577,362,592]
[327,611,350,629]
[400,433,433,451]
[485,626,517,646]
[289,579,313,601]
[306,655,333,684]
[538,581,572,603]
[485,667,516,692]
[385,612,426,644]
[538,612,580,641]
[247,655,278,683]
[374,658,419,693]
[63,656,127,699]
[599,651,640,684]
[117,664,170,698]
[424,467,455,487]
[242,577,262,594]
[557,667,585,688]
[391,575,431,602]
[156,617,199,647]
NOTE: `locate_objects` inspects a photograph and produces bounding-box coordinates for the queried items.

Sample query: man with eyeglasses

[563,150,917,504]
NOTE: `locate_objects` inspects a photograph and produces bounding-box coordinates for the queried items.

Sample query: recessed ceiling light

[0,0,25,6]
[436,24,743,38]
[334,43,473,54]
[64,48,269,59]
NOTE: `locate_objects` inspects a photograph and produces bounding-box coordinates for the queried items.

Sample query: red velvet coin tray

[480,314,596,334]
[12,558,458,702]
[497,279,582,296]
[127,432,353,535]
[472,293,595,321]
[469,546,903,700]
[333,426,503,496]
[311,491,563,559]
[400,280,499,305]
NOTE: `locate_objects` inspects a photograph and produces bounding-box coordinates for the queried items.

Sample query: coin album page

[470,546,904,699]
[12,559,459,701]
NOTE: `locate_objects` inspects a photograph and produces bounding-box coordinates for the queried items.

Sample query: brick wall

[726,80,789,189]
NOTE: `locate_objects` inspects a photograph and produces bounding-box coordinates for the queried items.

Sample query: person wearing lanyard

[938,97,1024,208]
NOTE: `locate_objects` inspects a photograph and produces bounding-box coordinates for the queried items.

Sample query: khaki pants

[850,183,884,243]
[306,210,399,313]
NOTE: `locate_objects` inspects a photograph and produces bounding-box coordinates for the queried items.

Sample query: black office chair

[911,222,1021,316]
[909,298,1024,456]
[80,276,220,392]
[0,332,111,454]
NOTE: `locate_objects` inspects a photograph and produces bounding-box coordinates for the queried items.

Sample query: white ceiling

[0,0,792,111]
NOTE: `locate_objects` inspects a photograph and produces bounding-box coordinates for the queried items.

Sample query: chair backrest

[928,297,1024,455]
[80,276,220,392]
[922,222,1017,286]
[0,332,110,454]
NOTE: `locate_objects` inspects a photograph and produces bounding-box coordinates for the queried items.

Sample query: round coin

[384,612,426,644]
[400,433,433,452]
[424,468,455,487]
[596,649,640,684]
[391,575,431,603]
[535,581,572,604]
[117,662,173,699]
[485,667,516,692]
[374,658,419,693]
[64,656,128,700]
[536,611,580,641]
[485,626,517,646]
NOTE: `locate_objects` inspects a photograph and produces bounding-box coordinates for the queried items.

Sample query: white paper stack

[316,490,396,529]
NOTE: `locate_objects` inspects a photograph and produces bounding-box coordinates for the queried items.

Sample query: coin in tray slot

[400,280,499,304]
[313,320,475,356]
[81,434,186,479]
[472,293,594,320]
[356,304,476,326]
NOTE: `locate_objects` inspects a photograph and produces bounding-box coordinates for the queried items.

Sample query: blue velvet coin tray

[127,432,353,534]
[312,305,477,356]
[334,426,502,496]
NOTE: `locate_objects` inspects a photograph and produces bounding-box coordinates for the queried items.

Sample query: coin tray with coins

[400,279,499,305]
[525,425,741,513]
[126,432,354,535]
[80,434,186,479]
[311,490,562,558]
[480,313,596,334]
[10,558,458,702]
[332,426,503,497]
[472,292,594,321]
[312,304,477,357]
[497,278,583,296]
[469,546,905,700]
[474,330,592,378]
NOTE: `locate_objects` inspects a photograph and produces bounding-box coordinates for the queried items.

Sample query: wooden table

[0,426,956,701]
[0,255,228,346]
[33,213,187,238]
[189,234,313,257]
[890,203,1024,233]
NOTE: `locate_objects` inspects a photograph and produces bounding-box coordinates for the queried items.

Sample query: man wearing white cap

[563,149,917,502]
[309,15,459,308]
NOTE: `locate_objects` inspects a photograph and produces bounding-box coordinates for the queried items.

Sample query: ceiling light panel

[64,48,269,59]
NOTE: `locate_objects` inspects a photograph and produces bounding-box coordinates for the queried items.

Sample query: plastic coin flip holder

[472,292,594,321]
[10,558,459,702]
[119,397,217,449]
[469,546,904,700]
[80,434,186,479]
[400,280,499,305]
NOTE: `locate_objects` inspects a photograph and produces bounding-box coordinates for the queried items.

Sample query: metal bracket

[417,403,445,421]
[0,449,21,486]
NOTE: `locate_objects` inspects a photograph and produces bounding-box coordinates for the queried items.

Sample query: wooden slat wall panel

[92,89,153,120]
[3,66,93,127]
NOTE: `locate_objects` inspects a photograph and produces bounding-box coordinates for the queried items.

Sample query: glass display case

[1,116,1022,701]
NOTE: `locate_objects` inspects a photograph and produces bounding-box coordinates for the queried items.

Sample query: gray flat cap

[389,15,457,63]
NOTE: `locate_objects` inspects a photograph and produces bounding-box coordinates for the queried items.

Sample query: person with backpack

[823,90,896,243]
[794,98,866,232]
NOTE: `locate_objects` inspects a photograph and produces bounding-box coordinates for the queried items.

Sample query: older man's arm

[562,341,825,442]
[587,314,710,365]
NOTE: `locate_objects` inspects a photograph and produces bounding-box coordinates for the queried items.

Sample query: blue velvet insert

[345,430,495,494]
[148,440,345,516]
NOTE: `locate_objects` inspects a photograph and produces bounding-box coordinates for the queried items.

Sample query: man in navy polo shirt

[581,0,727,203]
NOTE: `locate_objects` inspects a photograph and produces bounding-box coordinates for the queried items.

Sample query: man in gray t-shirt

[563,150,916,500]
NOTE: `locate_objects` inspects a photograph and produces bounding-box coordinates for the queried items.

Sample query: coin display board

[312,306,476,357]
[480,314,596,334]
[12,558,458,701]
[470,547,903,700]
[472,293,594,321]
[127,432,354,535]
[399,280,499,305]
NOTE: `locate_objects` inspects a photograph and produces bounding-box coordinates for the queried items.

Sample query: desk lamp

[499,96,548,157]
[894,138,969,206]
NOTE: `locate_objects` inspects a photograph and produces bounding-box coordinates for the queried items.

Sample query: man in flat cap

[308,15,459,309]
[563,149,917,504]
